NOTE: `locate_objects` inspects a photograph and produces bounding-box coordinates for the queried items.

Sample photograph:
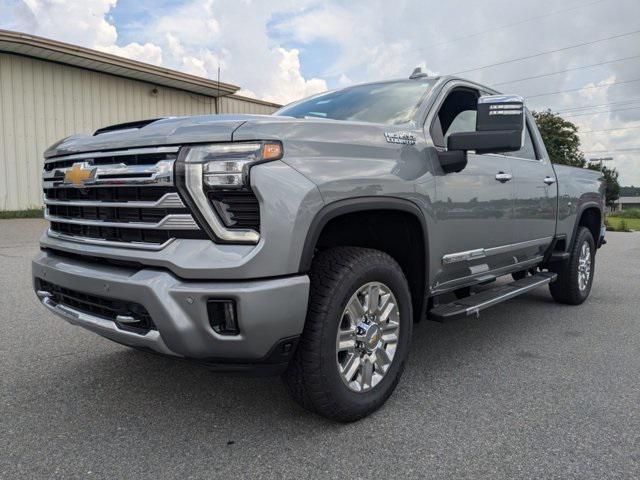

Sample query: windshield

[275,79,435,125]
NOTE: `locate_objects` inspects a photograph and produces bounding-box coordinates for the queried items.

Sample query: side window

[509,124,537,160]
[444,110,476,145]
[430,87,480,148]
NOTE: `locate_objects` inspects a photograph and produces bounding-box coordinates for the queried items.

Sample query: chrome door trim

[432,255,544,295]
[442,236,553,265]
[442,248,486,265]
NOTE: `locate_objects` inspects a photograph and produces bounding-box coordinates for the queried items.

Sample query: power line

[579,125,640,133]
[493,54,640,86]
[562,105,640,117]
[583,147,640,153]
[424,0,609,52]
[554,99,640,113]
[526,77,640,99]
[452,29,640,75]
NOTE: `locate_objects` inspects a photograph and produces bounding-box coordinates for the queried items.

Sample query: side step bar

[429,272,557,322]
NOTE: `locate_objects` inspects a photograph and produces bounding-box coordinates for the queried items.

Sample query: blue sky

[2,0,640,184]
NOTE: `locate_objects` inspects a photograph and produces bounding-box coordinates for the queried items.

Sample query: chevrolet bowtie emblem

[64,162,96,187]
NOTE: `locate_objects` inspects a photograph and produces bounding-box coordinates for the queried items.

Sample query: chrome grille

[42,146,206,250]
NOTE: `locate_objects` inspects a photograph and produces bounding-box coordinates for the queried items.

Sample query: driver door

[428,84,515,291]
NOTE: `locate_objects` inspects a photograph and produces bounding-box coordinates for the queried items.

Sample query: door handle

[543,176,556,185]
[495,172,512,183]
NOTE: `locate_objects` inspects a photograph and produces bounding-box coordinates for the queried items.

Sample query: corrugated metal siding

[0,53,278,211]
[219,95,277,115]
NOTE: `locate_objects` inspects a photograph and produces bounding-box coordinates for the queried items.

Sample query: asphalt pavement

[1,219,639,479]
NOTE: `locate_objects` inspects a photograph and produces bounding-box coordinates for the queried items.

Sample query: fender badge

[384,132,416,145]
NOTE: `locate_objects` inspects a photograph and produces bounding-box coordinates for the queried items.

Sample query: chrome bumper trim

[45,212,199,230]
[36,290,174,356]
[43,192,186,209]
[46,228,174,251]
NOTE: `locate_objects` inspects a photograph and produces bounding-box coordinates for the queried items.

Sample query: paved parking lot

[1,219,639,479]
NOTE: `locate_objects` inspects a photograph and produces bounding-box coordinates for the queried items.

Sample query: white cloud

[2,0,639,184]
[97,42,163,65]
[16,0,118,48]
[261,47,327,104]
[2,0,326,104]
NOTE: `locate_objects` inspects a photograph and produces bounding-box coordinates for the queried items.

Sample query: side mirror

[447,94,524,155]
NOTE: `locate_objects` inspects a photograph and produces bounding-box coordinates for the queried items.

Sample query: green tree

[532,109,620,209]
[587,163,620,209]
[532,109,585,167]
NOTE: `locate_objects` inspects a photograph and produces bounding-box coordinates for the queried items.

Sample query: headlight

[186,142,282,188]
[175,141,283,244]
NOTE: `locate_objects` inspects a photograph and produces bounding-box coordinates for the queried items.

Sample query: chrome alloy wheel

[577,241,592,292]
[336,282,400,392]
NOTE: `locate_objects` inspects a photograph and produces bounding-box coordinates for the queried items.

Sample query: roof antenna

[409,67,428,79]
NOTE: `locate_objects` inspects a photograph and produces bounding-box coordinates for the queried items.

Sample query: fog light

[207,299,239,335]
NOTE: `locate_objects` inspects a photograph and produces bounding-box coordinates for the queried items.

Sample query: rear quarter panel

[553,164,605,248]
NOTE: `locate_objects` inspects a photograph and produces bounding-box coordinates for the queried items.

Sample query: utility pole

[215,66,221,115]
[588,156,613,172]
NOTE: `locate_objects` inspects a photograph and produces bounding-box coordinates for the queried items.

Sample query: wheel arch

[573,203,603,249]
[299,197,429,322]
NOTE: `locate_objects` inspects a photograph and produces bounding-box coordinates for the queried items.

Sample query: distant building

[0,29,281,211]
[615,197,640,211]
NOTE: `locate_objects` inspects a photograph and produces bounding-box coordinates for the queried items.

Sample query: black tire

[282,247,413,422]
[549,226,596,305]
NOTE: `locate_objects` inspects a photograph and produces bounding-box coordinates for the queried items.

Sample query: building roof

[618,197,640,203]
[0,29,241,98]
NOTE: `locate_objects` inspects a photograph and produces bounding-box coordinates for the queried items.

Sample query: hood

[44,114,273,158]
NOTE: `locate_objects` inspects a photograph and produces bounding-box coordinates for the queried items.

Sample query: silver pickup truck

[32,71,605,421]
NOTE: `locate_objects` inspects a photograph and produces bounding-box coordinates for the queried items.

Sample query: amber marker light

[262,142,283,161]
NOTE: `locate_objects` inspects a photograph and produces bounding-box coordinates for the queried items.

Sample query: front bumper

[32,250,309,373]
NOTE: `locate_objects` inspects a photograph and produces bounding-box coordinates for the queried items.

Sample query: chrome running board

[429,272,557,322]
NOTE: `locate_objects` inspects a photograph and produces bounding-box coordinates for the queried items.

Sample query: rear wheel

[549,226,595,305]
[283,247,412,422]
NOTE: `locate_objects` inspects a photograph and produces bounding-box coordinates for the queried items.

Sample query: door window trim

[425,80,545,163]
[424,80,484,149]
[491,120,540,163]
[428,84,481,149]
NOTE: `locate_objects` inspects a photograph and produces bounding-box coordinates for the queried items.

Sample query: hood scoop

[94,118,164,136]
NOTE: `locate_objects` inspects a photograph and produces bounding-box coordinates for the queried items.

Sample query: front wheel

[549,226,596,305]
[283,247,412,422]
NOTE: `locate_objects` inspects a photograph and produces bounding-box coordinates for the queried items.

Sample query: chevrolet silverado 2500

[33,72,606,421]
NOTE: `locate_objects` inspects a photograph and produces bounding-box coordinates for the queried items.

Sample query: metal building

[0,29,281,212]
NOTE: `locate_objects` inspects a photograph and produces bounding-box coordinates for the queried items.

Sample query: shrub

[610,208,640,219]
[604,217,615,231]
[0,209,44,219]
[619,219,630,232]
